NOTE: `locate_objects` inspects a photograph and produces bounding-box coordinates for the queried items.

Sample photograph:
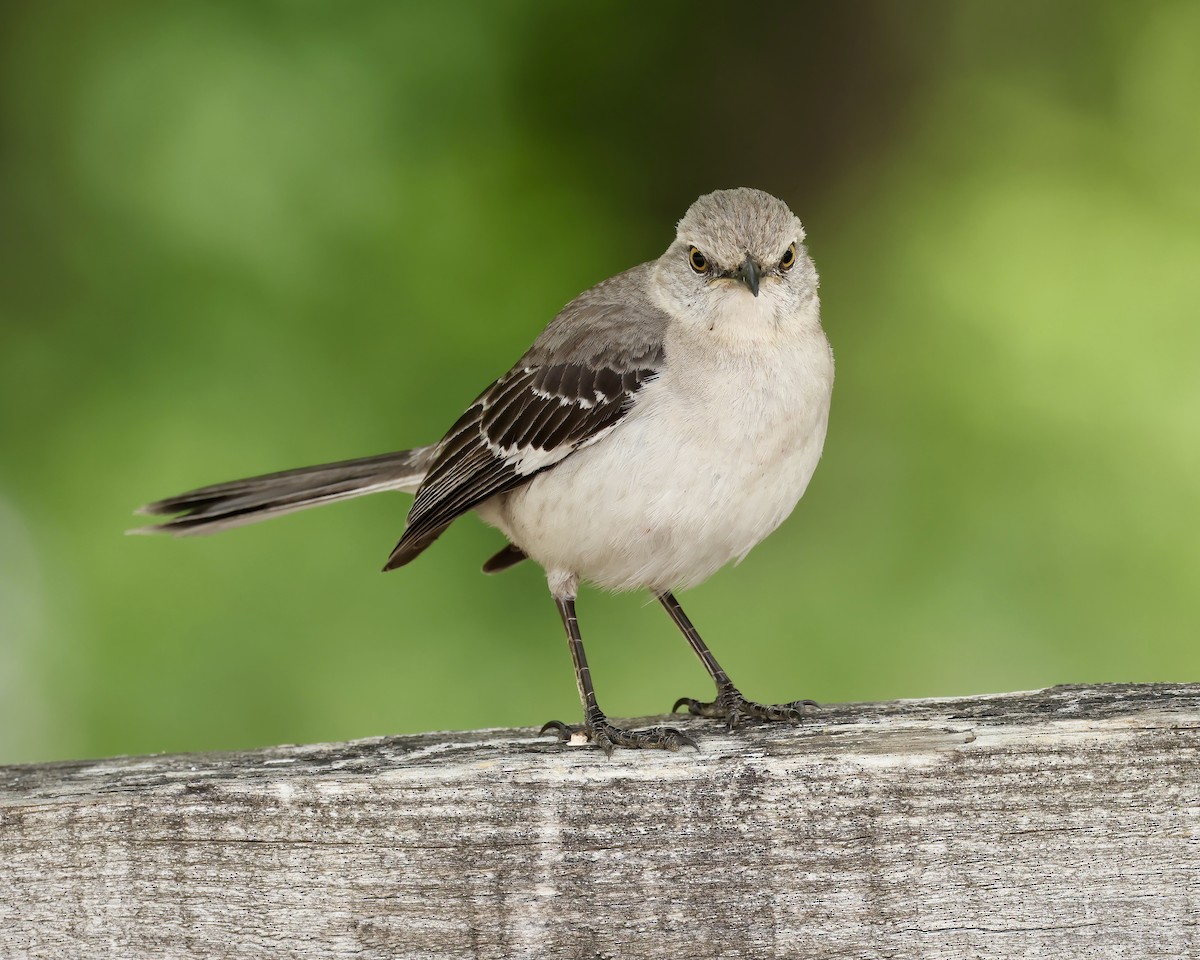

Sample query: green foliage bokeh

[1,1,1197,763]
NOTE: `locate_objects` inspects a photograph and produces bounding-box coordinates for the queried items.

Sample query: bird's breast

[489,322,834,593]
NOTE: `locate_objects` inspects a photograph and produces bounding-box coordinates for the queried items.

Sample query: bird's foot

[540,712,696,756]
[672,686,818,730]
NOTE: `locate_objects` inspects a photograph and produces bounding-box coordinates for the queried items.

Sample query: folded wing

[383,263,668,570]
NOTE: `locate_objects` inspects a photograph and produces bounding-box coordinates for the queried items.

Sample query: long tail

[133,446,436,536]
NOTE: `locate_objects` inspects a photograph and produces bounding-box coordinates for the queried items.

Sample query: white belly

[482,320,834,594]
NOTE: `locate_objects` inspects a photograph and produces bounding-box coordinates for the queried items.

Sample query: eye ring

[779,242,797,272]
[688,246,710,274]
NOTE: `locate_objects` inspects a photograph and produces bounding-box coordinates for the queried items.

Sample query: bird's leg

[658,591,817,729]
[539,591,695,755]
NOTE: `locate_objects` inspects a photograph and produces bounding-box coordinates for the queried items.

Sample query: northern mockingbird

[138,187,835,753]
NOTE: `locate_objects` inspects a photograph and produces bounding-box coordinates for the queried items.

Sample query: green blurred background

[1,1,1197,765]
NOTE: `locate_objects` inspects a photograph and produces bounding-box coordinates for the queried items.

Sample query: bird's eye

[779,242,797,271]
[688,246,710,274]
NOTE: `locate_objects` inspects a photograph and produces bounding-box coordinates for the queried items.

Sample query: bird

[136,187,835,754]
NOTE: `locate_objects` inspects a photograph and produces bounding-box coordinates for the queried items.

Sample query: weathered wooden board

[1,683,1197,959]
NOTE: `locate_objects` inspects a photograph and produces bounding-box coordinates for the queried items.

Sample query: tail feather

[133,446,435,536]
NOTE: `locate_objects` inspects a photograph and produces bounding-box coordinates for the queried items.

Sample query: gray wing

[383,263,668,570]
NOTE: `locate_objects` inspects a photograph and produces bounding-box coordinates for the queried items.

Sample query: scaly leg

[658,591,817,729]
[540,592,695,755]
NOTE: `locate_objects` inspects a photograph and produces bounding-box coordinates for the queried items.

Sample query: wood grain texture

[1,683,1197,959]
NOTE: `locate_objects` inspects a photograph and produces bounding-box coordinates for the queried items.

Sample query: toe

[539,718,697,753]
[673,689,818,727]
[539,720,574,740]
[671,696,727,720]
[612,724,697,752]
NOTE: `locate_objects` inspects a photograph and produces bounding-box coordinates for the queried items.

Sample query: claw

[539,720,573,740]
[661,728,698,750]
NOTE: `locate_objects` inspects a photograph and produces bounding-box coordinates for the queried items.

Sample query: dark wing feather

[383,359,659,569]
[382,262,670,571]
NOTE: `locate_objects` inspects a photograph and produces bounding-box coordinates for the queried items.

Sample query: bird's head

[653,187,818,334]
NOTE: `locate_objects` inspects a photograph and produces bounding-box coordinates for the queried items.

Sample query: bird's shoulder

[521,261,669,372]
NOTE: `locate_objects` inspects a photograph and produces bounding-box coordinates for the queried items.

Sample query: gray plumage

[136,187,835,753]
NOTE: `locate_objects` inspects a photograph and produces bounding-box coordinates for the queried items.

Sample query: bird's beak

[735,258,761,297]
